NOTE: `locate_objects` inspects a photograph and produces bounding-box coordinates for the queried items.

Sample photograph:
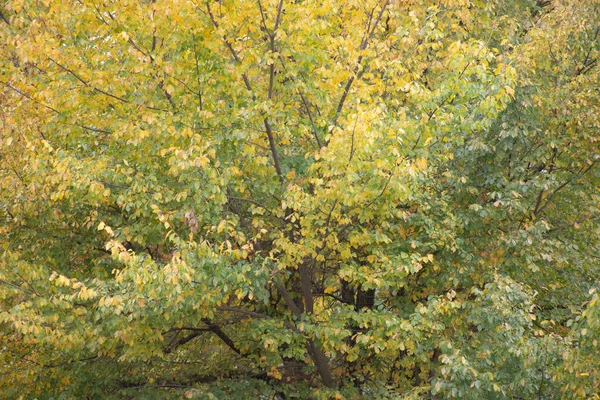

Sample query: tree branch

[331,0,389,130]
[206,1,284,182]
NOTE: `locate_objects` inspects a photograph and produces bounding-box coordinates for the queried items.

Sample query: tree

[0,0,599,398]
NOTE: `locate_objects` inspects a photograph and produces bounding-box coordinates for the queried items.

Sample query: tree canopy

[1,0,599,398]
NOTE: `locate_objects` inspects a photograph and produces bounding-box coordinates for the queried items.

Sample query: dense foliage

[1,0,599,398]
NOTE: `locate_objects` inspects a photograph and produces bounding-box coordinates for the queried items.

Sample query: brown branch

[363,167,396,210]
[305,340,336,388]
[163,328,209,353]
[205,2,252,92]
[157,80,176,110]
[0,10,9,25]
[216,306,271,319]
[274,276,335,387]
[226,195,273,214]
[0,202,15,220]
[576,26,600,76]
[77,124,112,134]
[274,279,303,317]
[532,188,545,217]
[14,271,40,297]
[331,0,389,129]
[298,260,315,314]
[257,0,271,38]
[276,54,322,147]
[201,317,242,355]
[41,355,98,369]
[93,87,130,104]
[169,73,201,103]
[324,199,338,230]
[0,279,35,295]
[217,306,301,334]
[2,81,60,114]
[263,118,284,181]
[537,160,598,216]
[192,35,204,110]
[258,0,285,179]
[48,57,129,103]
[348,116,359,162]
[273,0,284,32]
[50,56,171,111]
[164,319,243,356]
[298,90,322,147]
[206,1,283,182]
[49,58,132,105]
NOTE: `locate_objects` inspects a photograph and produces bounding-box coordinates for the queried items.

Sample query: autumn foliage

[1,0,599,398]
